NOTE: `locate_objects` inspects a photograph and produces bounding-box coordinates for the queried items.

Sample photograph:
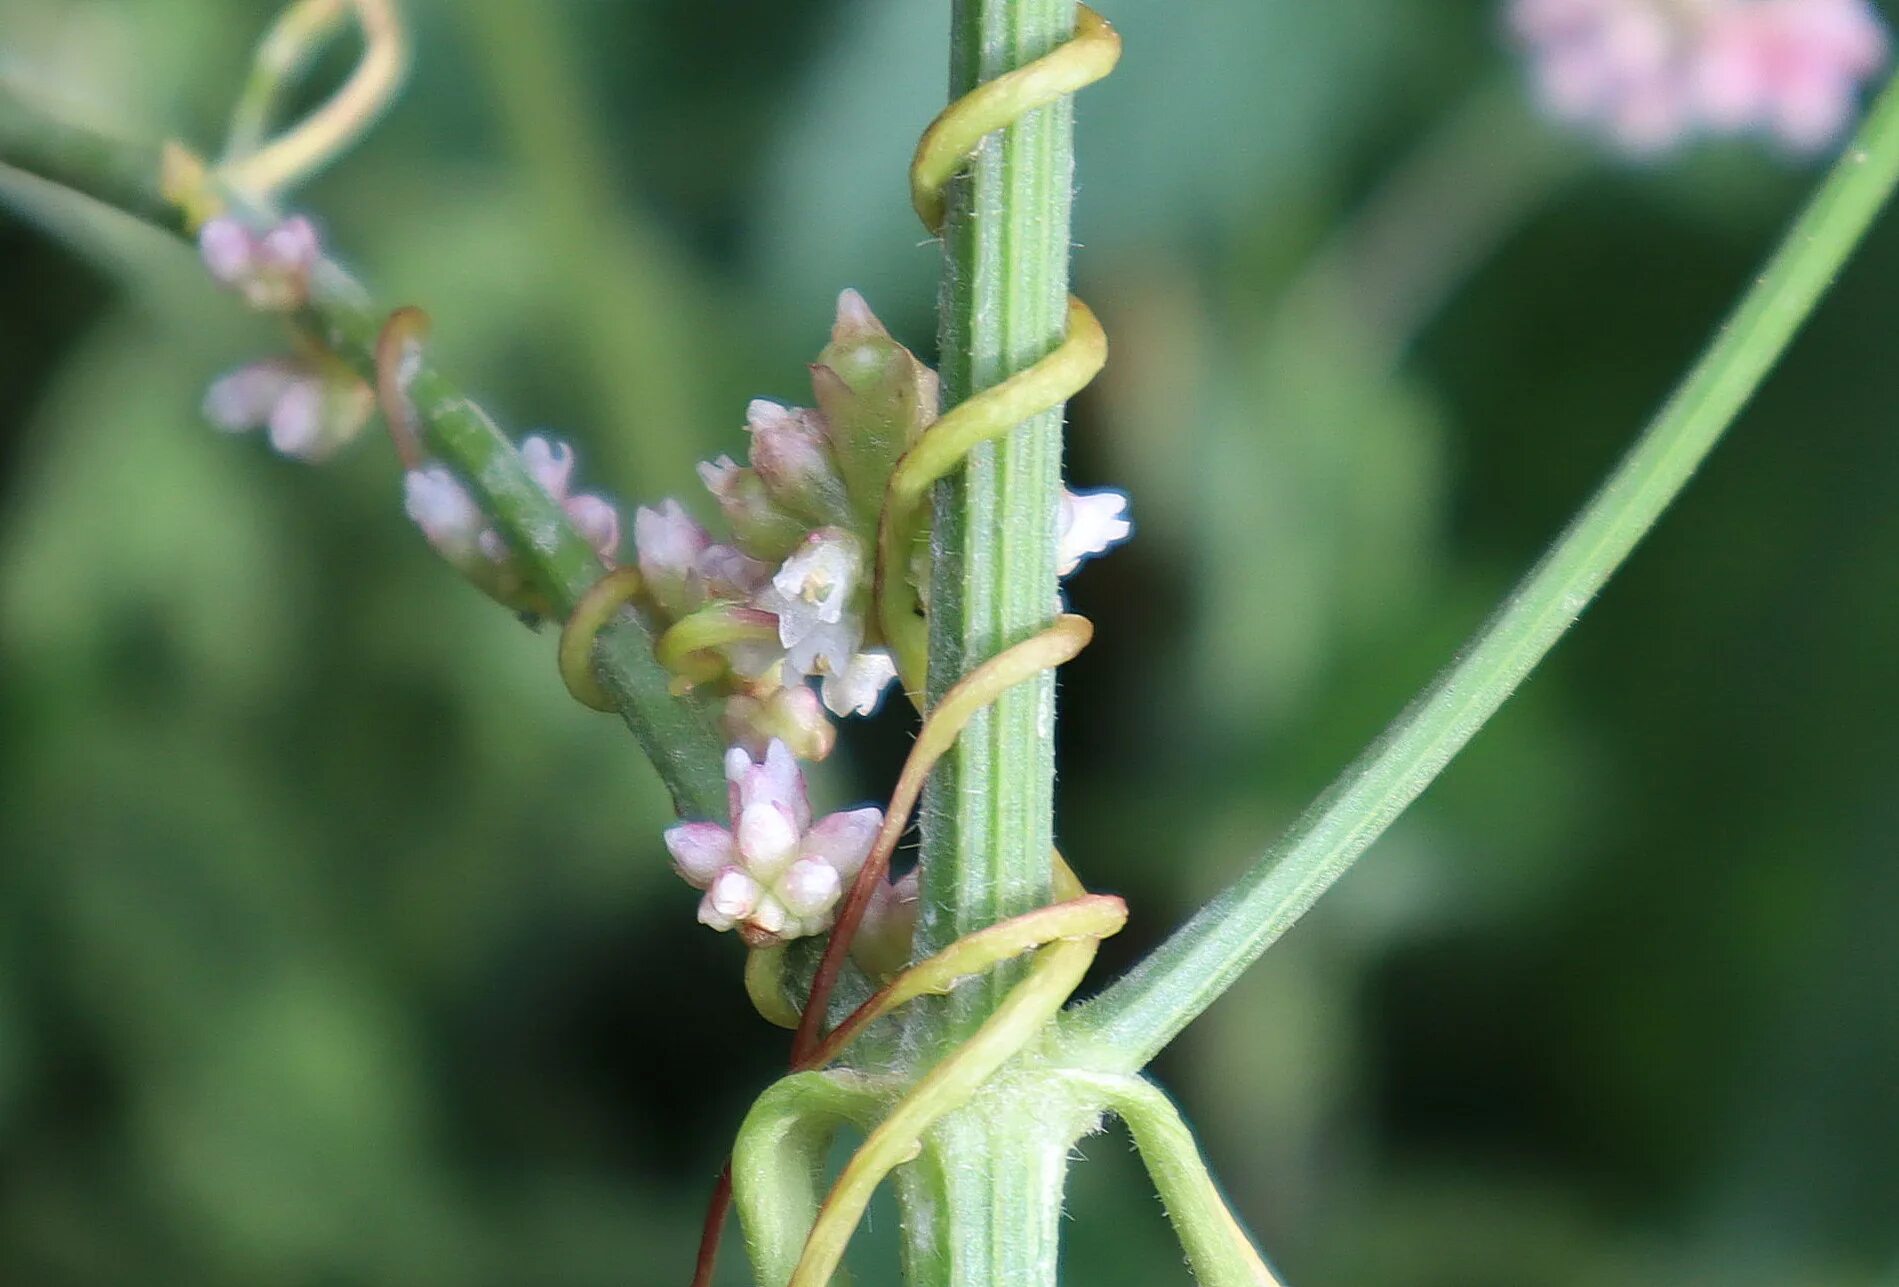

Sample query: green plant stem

[0,85,186,235]
[919,0,1070,1018]
[0,79,729,821]
[908,2,1076,1283]
[1065,77,1899,1073]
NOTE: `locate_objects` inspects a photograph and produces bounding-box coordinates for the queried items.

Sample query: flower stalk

[0,79,731,820]
[1063,68,1899,1072]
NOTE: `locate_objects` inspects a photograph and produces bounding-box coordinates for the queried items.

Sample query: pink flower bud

[853,869,921,980]
[665,822,738,888]
[564,494,622,564]
[203,360,298,432]
[636,500,713,617]
[698,455,805,562]
[746,399,849,525]
[198,214,320,311]
[724,683,837,761]
[779,856,843,918]
[405,466,487,568]
[701,868,762,932]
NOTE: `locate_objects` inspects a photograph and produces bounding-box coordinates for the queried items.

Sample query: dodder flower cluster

[198,225,1129,950]
[198,215,375,462]
[628,290,1130,775]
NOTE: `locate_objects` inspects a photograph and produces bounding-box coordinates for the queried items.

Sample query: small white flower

[665,739,883,946]
[1058,487,1132,576]
[821,648,898,718]
[758,528,869,677]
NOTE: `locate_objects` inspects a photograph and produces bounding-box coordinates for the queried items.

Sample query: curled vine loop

[874,4,1122,691]
[557,568,648,712]
[219,0,409,199]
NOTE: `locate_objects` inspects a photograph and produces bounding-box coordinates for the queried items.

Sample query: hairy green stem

[1066,77,1899,1071]
[919,0,1071,1029]
[908,1,1077,1284]
[0,79,728,820]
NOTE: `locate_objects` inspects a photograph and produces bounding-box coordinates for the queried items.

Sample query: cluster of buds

[199,215,320,311]
[198,214,376,461]
[405,435,623,615]
[203,351,374,463]
[663,740,901,949]
[633,290,1131,764]
[1509,0,1888,153]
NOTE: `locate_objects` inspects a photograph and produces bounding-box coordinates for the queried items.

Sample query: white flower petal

[821,649,898,717]
[1057,488,1132,576]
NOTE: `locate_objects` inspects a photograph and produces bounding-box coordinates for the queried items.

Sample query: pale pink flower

[1692,0,1888,149]
[664,740,883,946]
[204,356,372,463]
[406,434,622,596]
[1508,0,1887,153]
[199,215,321,311]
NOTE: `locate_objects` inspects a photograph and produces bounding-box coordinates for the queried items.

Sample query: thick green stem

[1065,77,1899,1072]
[908,1,1076,1283]
[919,0,1070,1017]
[0,79,729,820]
[0,84,185,234]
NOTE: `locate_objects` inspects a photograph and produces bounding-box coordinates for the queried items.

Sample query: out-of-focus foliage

[2,0,1897,1282]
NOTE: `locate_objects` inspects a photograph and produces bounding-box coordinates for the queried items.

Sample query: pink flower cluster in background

[1509,0,1888,152]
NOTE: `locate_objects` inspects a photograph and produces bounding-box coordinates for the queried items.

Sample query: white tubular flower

[199,215,321,312]
[758,527,868,678]
[1058,487,1133,577]
[822,648,899,718]
[663,740,883,946]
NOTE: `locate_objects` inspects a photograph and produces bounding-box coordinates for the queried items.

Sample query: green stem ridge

[0,79,729,821]
[1065,76,1899,1071]
[920,0,1073,1036]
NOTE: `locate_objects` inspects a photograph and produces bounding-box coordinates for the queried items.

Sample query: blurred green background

[3,0,1898,1283]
